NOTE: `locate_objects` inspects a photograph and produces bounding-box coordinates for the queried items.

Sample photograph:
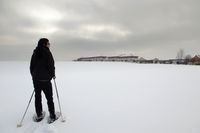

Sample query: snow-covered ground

[0,62,200,133]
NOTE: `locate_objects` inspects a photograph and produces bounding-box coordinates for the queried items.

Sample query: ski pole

[17,90,35,128]
[53,78,65,122]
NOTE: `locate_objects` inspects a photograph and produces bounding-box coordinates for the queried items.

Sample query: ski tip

[17,124,22,128]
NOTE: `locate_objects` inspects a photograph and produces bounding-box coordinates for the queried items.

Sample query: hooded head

[35,38,50,57]
[37,38,49,48]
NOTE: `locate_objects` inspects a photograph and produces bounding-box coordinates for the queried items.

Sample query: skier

[30,38,57,123]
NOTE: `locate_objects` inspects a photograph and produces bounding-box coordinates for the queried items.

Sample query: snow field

[0,62,200,133]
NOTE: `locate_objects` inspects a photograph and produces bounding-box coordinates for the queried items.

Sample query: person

[30,38,56,122]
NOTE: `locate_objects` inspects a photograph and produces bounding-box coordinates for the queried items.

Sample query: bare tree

[185,54,192,64]
[176,49,184,59]
[185,54,192,60]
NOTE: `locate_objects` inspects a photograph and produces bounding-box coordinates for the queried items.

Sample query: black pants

[33,80,55,118]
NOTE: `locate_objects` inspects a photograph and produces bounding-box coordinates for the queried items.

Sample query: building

[192,55,200,64]
[76,55,139,62]
[107,56,138,62]
[76,56,107,61]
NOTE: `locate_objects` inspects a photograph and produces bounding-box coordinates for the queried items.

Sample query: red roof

[193,55,200,62]
[77,55,138,60]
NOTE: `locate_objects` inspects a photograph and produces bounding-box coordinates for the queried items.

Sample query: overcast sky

[0,0,199,61]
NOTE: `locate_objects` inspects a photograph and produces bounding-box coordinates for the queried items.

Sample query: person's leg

[42,81,56,119]
[33,80,43,117]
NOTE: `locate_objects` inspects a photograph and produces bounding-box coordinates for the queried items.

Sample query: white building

[76,55,139,62]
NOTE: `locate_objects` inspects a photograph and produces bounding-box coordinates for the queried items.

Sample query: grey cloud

[0,0,200,60]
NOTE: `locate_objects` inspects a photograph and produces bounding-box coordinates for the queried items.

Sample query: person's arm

[47,51,55,79]
[30,51,36,76]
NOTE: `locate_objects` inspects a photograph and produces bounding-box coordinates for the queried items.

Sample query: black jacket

[30,46,55,81]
